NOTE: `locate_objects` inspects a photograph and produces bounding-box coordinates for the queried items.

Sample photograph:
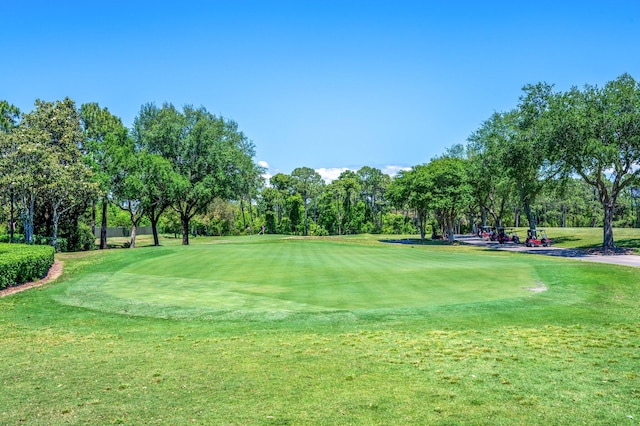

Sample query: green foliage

[0,243,54,288]
[67,223,96,252]
[134,103,259,245]
[0,100,20,132]
[545,73,640,248]
[382,213,415,234]
[0,234,68,252]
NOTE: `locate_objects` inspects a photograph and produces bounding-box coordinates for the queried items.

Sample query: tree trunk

[181,214,190,245]
[128,221,137,248]
[100,199,108,249]
[514,206,520,228]
[447,223,455,242]
[240,199,247,231]
[91,202,96,236]
[20,193,35,244]
[418,210,426,240]
[151,215,160,246]
[523,202,536,230]
[52,210,60,252]
[602,202,615,250]
[303,194,309,236]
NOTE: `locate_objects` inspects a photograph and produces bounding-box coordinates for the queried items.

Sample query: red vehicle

[525,229,551,247]
[478,226,493,240]
[497,228,520,244]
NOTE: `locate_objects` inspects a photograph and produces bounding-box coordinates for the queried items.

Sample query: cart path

[0,261,64,298]
[456,235,640,268]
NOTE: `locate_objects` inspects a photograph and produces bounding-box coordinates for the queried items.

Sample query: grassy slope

[1,235,639,425]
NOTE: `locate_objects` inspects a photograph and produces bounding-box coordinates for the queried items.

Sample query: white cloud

[258,160,269,169]
[381,165,411,177]
[315,167,352,183]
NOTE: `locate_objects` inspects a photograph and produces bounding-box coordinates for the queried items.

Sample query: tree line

[1,74,639,250]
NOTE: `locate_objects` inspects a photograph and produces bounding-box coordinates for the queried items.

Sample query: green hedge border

[0,244,55,290]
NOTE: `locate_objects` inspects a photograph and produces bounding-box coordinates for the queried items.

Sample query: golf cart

[497,228,520,244]
[525,229,551,247]
[479,225,493,240]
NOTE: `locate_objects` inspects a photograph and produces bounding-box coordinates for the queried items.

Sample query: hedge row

[0,243,55,290]
[0,234,68,252]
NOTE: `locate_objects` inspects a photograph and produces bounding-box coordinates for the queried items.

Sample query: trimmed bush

[0,243,55,289]
[0,234,68,252]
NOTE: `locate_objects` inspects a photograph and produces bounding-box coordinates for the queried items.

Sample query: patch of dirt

[0,261,64,298]
[585,247,635,255]
[524,282,548,293]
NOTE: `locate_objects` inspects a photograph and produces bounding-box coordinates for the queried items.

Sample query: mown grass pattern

[1,234,639,425]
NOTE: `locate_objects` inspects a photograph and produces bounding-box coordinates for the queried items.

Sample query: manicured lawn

[1,235,639,424]
[516,226,640,253]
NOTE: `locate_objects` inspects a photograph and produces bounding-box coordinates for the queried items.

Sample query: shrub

[66,223,96,252]
[0,243,55,289]
[0,234,69,252]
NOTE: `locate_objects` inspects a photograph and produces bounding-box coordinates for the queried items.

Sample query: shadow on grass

[549,236,582,245]
[612,238,640,249]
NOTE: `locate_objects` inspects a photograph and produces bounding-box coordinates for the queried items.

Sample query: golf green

[59,238,543,317]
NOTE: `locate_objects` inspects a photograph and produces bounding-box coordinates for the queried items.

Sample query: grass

[515,226,640,253]
[1,234,639,425]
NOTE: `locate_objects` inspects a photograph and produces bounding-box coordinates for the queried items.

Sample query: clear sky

[3,1,639,181]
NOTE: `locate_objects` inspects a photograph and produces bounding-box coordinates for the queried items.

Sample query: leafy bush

[308,222,329,236]
[0,243,55,289]
[0,234,69,252]
[66,223,96,252]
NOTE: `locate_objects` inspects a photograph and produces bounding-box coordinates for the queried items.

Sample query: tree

[387,166,430,240]
[1,98,96,248]
[424,156,472,241]
[291,167,323,236]
[467,113,518,228]
[135,103,257,245]
[140,152,179,246]
[469,84,559,231]
[269,173,295,233]
[546,74,640,249]
[508,83,560,230]
[0,101,20,133]
[80,102,129,249]
[31,99,98,250]
[109,136,148,248]
[357,166,388,231]
[334,170,362,234]
[0,130,47,243]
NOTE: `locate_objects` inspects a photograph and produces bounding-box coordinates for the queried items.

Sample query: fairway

[3,235,640,425]
[59,237,540,317]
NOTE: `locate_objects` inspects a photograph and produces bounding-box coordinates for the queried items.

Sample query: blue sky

[3,1,640,181]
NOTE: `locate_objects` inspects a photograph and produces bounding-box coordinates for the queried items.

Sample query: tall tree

[546,73,640,249]
[0,128,47,243]
[508,83,559,230]
[270,173,295,232]
[0,101,20,133]
[424,156,472,241]
[387,166,430,240]
[291,167,323,236]
[80,103,128,249]
[1,98,96,248]
[467,113,518,228]
[334,170,362,235]
[135,103,257,245]
[357,166,388,230]
[140,152,180,246]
